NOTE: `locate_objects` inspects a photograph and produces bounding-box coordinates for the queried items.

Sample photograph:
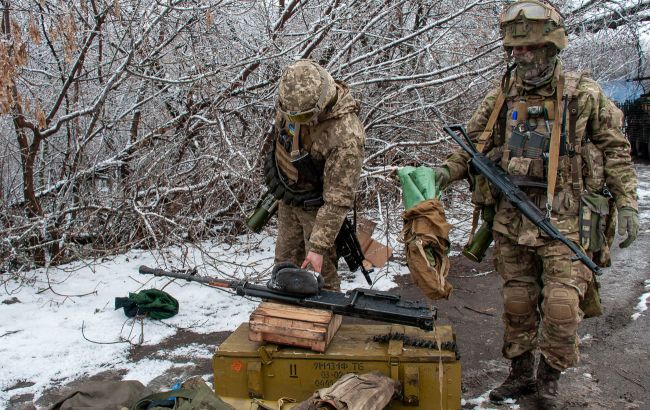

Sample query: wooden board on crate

[248,301,342,353]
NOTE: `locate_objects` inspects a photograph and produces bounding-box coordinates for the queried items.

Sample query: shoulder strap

[476,90,506,154]
[564,71,585,195]
[546,72,565,213]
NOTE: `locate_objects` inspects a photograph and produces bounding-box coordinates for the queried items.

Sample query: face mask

[513,46,557,87]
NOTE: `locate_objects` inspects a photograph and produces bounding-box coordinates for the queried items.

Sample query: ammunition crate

[249,302,342,353]
[213,323,461,409]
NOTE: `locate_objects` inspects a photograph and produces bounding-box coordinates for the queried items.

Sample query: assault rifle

[442,124,601,276]
[336,217,373,285]
[247,194,373,285]
[139,265,436,331]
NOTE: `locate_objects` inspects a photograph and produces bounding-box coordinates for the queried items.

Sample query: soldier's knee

[503,284,536,317]
[542,283,579,325]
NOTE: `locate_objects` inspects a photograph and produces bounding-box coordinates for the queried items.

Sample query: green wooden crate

[213,323,461,410]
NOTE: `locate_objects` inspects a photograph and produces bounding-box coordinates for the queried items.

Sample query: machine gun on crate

[139,265,436,331]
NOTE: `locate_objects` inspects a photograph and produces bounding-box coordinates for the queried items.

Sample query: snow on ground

[1,164,647,408]
[632,279,650,320]
[632,163,650,320]
[0,232,409,407]
[461,391,519,410]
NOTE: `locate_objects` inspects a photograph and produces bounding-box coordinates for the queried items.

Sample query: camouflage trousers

[493,232,592,370]
[275,203,340,290]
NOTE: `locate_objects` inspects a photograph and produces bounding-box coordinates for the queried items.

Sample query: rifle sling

[546,73,564,212]
[565,72,584,196]
[476,91,506,154]
[470,88,507,241]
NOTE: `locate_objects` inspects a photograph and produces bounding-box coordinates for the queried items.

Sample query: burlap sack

[292,371,398,410]
[399,199,452,300]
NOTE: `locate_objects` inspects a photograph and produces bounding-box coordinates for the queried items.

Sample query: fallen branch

[463,305,496,316]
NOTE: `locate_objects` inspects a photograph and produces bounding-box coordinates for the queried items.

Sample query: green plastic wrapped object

[411,166,440,200]
[397,167,425,210]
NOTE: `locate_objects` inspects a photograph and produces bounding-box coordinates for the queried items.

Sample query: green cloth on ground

[115,289,179,320]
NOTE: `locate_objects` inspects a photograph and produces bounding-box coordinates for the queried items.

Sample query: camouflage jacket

[274,81,365,254]
[443,62,638,245]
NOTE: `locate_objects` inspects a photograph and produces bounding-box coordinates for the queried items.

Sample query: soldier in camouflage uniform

[433,0,639,407]
[267,60,365,291]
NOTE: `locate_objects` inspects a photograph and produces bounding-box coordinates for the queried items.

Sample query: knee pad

[503,285,535,317]
[543,283,579,325]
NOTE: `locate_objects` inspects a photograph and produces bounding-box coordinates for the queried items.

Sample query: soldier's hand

[432,166,451,190]
[617,207,639,248]
[302,251,324,273]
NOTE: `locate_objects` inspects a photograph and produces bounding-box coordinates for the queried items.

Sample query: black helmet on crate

[277,59,337,125]
[267,262,324,296]
[499,0,567,51]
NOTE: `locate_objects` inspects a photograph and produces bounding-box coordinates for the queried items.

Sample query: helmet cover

[277,60,336,123]
[500,0,567,50]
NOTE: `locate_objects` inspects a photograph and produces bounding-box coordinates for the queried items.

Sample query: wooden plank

[247,302,342,352]
[250,314,330,334]
[248,331,263,342]
[253,302,333,323]
[326,314,342,344]
[249,331,328,353]
[249,321,327,341]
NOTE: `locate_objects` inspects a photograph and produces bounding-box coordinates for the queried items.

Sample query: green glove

[432,166,451,190]
[617,207,639,248]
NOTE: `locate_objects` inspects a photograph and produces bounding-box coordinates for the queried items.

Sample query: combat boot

[536,355,562,409]
[489,351,536,403]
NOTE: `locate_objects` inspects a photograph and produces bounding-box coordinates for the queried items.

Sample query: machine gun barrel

[139,265,436,331]
[442,124,601,276]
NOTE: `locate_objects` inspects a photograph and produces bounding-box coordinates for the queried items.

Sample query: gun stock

[139,265,435,330]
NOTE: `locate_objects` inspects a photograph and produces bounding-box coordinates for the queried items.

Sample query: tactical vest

[264,120,325,208]
[473,71,615,268]
[472,71,606,207]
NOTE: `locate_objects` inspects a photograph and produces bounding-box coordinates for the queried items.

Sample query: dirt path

[394,242,650,410]
[26,242,648,410]
[14,165,650,410]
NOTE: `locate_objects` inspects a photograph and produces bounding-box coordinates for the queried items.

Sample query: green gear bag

[131,378,234,410]
[115,289,179,320]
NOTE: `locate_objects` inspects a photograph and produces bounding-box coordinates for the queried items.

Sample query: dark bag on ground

[49,380,151,410]
[131,377,234,410]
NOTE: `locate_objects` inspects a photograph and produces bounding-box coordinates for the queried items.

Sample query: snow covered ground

[1,164,648,409]
[0,234,411,407]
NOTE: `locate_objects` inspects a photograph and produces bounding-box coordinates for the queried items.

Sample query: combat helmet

[500,0,567,51]
[277,59,337,124]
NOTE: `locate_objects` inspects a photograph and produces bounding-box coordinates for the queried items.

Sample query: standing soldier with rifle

[261,59,365,291]
[432,0,639,407]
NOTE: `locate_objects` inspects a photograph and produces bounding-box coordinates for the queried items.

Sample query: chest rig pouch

[264,122,324,208]
[504,98,559,189]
